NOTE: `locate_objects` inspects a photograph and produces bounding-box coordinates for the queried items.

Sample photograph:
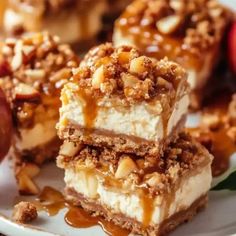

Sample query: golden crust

[71,43,188,103]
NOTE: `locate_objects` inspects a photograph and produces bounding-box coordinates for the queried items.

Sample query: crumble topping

[12,201,38,223]
[117,0,231,52]
[58,133,212,194]
[0,32,79,128]
[71,43,188,103]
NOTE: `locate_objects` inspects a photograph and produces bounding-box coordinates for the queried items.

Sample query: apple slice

[228,21,236,74]
[14,83,40,102]
[0,88,12,161]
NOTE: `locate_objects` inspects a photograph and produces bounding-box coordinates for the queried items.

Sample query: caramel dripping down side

[77,88,98,131]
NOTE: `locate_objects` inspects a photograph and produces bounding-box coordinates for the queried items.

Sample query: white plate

[1,114,236,236]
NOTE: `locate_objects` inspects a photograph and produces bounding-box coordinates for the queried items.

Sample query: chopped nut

[92,66,105,89]
[25,69,46,79]
[17,174,39,195]
[12,201,38,223]
[170,0,184,11]
[50,68,71,82]
[156,77,173,90]
[59,141,82,157]
[11,50,23,71]
[145,172,162,187]
[156,15,182,34]
[130,56,147,74]
[122,73,140,87]
[14,83,40,101]
[115,156,137,179]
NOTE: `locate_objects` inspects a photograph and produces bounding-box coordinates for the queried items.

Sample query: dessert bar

[0,32,79,175]
[113,0,231,108]
[58,133,213,235]
[57,43,189,157]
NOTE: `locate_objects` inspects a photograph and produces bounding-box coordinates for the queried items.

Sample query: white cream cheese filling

[64,164,212,226]
[16,119,57,150]
[59,83,189,141]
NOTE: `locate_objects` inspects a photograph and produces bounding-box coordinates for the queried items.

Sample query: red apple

[0,88,12,161]
[228,21,236,74]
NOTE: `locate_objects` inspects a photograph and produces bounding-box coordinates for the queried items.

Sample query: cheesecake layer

[58,133,213,235]
[58,43,189,156]
[4,0,107,44]
[113,0,231,100]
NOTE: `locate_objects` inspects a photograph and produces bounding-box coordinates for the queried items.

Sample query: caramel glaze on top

[115,0,231,70]
[58,133,212,228]
[65,43,189,130]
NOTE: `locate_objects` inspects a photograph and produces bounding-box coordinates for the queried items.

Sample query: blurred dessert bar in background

[3,0,107,47]
[57,43,190,157]
[0,32,79,194]
[113,0,232,108]
[57,43,212,234]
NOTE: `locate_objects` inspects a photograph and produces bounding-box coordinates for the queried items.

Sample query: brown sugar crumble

[70,43,188,103]
[12,201,38,223]
[58,133,212,195]
[0,32,79,129]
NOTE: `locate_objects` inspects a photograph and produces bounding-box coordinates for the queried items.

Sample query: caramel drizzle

[77,88,98,130]
[65,207,129,236]
[32,186,129,236]
[36,186,66,216]
[117,9,205,71]
[141,191,154,227]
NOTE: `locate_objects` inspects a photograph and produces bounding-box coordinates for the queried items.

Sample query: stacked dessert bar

[57,43,213,235]
[113,0,231,108]
[0,32,79,194]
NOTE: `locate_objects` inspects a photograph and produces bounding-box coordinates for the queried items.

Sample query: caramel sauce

[117,7,206,71]
[36,186,66,216]
[65,206,99,228]
[65,206,129,236]
[32,186,129,235]
[77,88,98,130]
[187,93,236,177]
[141,191,154,227]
